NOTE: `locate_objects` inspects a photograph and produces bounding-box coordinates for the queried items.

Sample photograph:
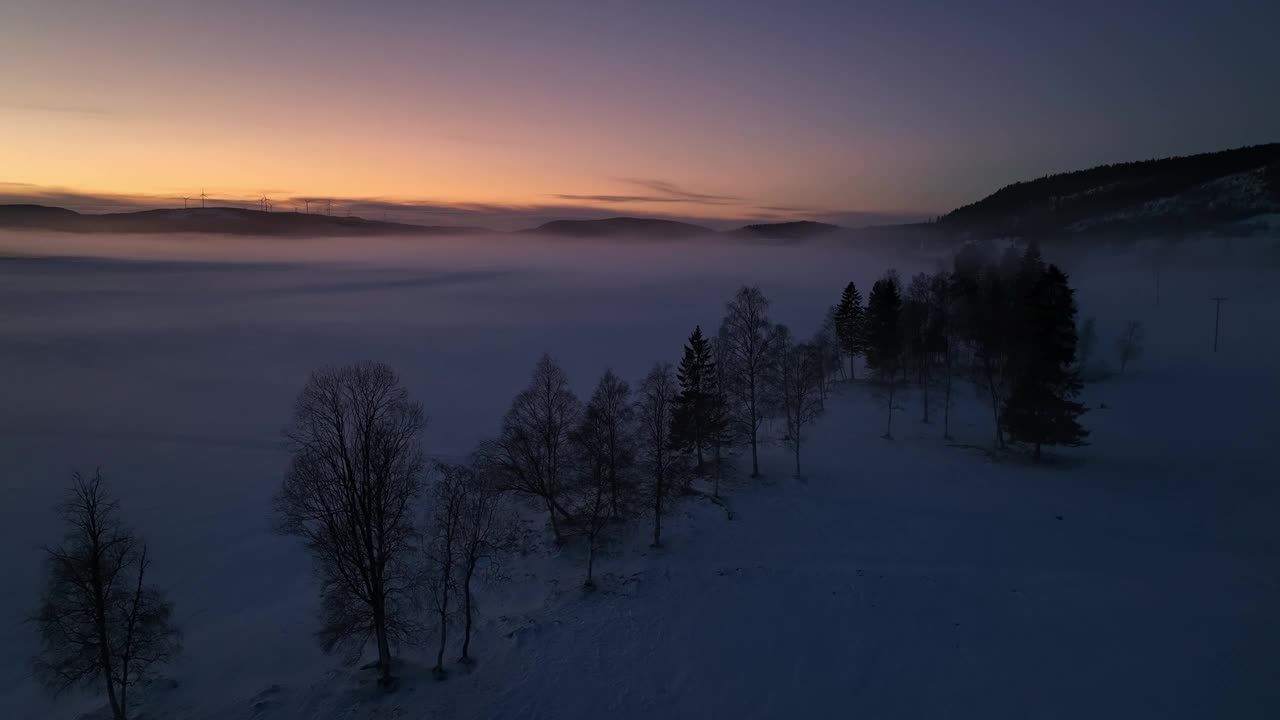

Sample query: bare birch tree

[573,370,635,587]
[275,362,426,687]
[717,286,780,477]
[635,363,680,547]
[31,470,181,720]
[488,354,581,543]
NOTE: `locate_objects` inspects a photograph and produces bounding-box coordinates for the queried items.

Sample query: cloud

[551,194,680,203]
[616,178,743,205]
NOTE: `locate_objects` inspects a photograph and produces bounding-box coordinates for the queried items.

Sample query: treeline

[27,243,1094,714]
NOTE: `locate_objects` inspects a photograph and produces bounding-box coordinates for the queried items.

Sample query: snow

[1,231,1278,719]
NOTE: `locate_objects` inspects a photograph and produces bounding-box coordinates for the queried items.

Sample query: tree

[928,271,960,439]
[31,470,182,720]
[1116,320,1145,374]
[489,354,581,543]
[901,272,944,423]
[812,308,843,403]
[966,262,1016,448]
[718,286,781,477]
[423,464,466,674]
[671,326,716,472]
[275,362,426,687]
[453,463,508,664]
[635,363,680,547]
[573,369,636,587]
[865,272,904,438]
[833,281,866,378]
[776,330,825,477]
[706,337,737,498]
[1000,265,1089,460]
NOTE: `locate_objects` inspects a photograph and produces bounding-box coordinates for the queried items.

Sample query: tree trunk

[849,355,855,380]
[749,430,759,478]
[921,367,930,423]
[585,536,595,587]
[546,497,562,544]
[713,441,722,498]
[373,607,392,686]
[89,535,123,720]
[460,565,475,662]
[652,474,663,547]
[943,375,952,440]
[885,382,895,439]
[794,443,801,478]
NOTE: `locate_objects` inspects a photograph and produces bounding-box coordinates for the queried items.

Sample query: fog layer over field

[1,229,1278,718]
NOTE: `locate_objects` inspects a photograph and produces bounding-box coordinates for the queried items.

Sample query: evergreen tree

[1000,264,1089,460]
[671,326,716,472]
[865,272,903,438]
[833,281,866,379]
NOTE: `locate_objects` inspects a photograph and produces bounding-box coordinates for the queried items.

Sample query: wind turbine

[182,196,190,209]
[303,199,311,214]
[200,189,208,209]
[326,199,332,216]
[260,195,268,212]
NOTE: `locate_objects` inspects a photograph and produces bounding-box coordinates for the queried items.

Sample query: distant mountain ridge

[523,217,716,238]
[0,205,484,237]
[938,143,1280,240]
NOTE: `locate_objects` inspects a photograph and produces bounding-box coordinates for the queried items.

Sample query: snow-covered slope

[1,234,1278,719]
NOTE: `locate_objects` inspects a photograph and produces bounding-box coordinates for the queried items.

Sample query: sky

[1,0,1278,229]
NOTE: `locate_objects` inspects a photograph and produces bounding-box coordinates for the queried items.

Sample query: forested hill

[938,143,1280,239]
[0,206,484,237]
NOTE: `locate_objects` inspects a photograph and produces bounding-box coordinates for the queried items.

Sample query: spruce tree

[865,273,903,438]
[833,281,866,379]
[1000,264,1089,461]
[671,326,715,472]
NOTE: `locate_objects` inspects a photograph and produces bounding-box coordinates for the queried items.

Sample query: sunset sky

[2,0,1278,228]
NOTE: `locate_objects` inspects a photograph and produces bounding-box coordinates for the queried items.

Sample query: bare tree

[423,464,465,675]
[707,337,737,498]
[717,286,780,477]
[929,271,960,440]
[275,362,426,687]
[488,354,581,543]
[1116,320,1145,374]
[454,463,509,664]
[573,370,635,587]
[775,331,826,477]
[635,363,680,547]
[31,470,181,720]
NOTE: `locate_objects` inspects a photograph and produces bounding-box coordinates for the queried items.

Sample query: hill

[938,143,1280,240]
[523,217,715,239]
[728,220,843,241]
[0,205,485,237]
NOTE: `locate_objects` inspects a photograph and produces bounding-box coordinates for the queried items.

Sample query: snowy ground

[1,231,1278,719]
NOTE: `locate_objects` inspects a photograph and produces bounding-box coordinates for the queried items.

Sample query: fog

[2,228,1278,717]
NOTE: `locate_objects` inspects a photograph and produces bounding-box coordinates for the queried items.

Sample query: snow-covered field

[1,231,1278,719]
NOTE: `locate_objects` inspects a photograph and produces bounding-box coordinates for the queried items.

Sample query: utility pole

[1211,297,1228,352]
